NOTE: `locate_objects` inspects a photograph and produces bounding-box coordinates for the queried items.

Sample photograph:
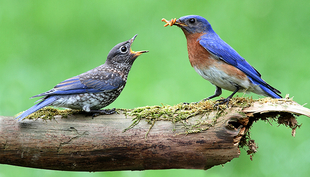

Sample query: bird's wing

[32,72,125,98]
[79,72,126,91]
[198,35,281,98]
[198,35,263,83]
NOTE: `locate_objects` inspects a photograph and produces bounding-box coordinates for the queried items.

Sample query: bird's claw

[101,108,116,115]
[89,108,116,118]
[214,98,230,107]
[162,18,177,27]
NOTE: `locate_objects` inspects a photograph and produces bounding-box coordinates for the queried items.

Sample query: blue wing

[198,33,281,98]
[79,72,126,91]
[32,76,100,97]
[32,72,125,98]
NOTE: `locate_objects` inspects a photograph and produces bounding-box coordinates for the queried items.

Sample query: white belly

[193,66,267,96]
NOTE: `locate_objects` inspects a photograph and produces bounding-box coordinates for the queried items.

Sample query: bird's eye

[189,18,196,24]
[120,46,128,53]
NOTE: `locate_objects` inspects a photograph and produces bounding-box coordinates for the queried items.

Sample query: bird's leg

[88,108,116,118]
[203,86,222,101]
[215,86,240,107]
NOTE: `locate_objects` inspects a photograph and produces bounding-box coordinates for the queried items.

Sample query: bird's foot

[88,108,116,118]
[214,98,231,107]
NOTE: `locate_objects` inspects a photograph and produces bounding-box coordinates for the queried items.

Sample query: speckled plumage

[16,35,148,121]
[49,85,125,112]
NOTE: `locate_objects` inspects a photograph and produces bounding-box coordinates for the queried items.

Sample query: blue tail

[254,80,282,98]
[247,77,282,99]
[16,96,57,121]
[260,85,282,98]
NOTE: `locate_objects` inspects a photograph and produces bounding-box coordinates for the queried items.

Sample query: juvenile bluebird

[16,35,148,121]
[162,15,281,104]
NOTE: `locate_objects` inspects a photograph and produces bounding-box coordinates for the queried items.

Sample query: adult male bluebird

[16,35,148,121]
[162,15,281,104]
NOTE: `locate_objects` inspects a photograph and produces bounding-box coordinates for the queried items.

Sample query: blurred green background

[1,0,310,176]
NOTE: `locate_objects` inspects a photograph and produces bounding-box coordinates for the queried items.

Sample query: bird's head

[164,15,213,35]
[106,34,148,67]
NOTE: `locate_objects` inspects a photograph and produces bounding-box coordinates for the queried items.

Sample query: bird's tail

[15,96,57,121]
[259,84,282,99]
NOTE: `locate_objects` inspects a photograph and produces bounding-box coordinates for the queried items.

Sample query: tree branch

[0,97,309,171]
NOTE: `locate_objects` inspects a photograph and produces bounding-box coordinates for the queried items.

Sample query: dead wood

[0,97,309,171]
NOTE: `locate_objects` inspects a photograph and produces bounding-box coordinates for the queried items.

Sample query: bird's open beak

[129,34,149,57]
[131,49,149,57]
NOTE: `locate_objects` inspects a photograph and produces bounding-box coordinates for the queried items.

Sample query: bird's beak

[130,34,138,43]
[129,34,149,57]
[174,19,187,27]
[131,50,149,57]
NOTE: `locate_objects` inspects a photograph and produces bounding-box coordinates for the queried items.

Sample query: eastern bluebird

[162,15,281,104]
[16,35,148,121]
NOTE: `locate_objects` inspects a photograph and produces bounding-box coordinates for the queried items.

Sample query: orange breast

[185,32,213,68]
[185,32,247,80]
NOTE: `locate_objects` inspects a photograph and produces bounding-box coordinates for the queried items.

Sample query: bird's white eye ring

[120,46,128,53]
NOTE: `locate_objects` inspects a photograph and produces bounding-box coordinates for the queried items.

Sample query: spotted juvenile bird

[16,35,148,121]
[162,15,281,104]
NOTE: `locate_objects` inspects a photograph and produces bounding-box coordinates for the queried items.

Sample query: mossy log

[0,97,309,171]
